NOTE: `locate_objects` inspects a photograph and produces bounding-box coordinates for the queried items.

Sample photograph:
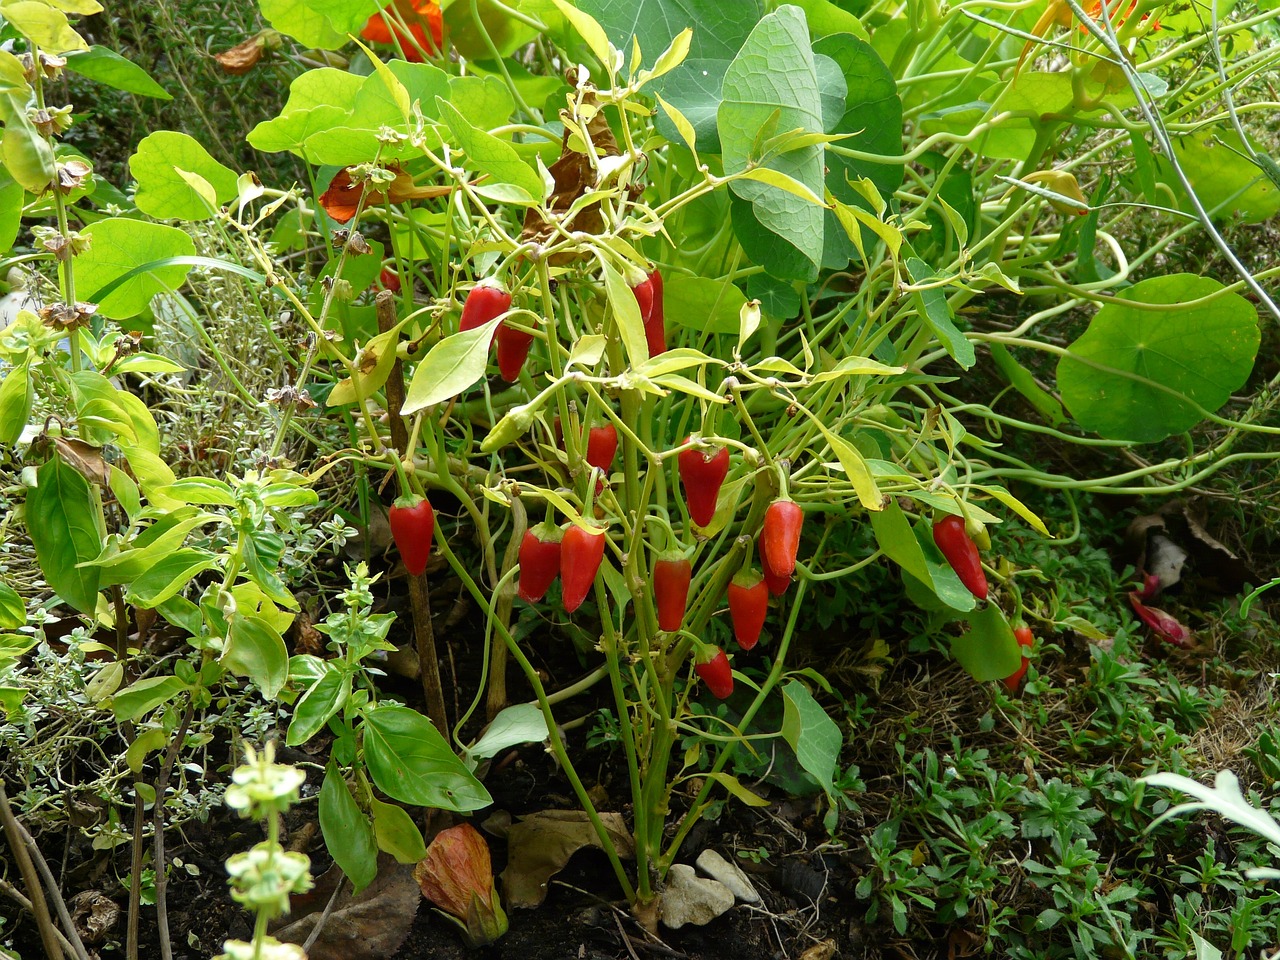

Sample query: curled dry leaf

[319,166,453,223]
[212,32,272,75]
[413,823,508,946]
[500,809,634,908]
[520,91,620,262]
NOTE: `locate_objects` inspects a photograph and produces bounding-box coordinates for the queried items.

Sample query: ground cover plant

[2,0,1280,957]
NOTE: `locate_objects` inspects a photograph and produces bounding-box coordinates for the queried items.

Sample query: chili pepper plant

[3,0,1278,938]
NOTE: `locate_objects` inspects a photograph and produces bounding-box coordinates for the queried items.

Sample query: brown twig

[0,876,79,958]
[378,290,449,734]
[301,873,348,953]
[0,778,65,960]
[8,818,91,960]
[153,700,195,960]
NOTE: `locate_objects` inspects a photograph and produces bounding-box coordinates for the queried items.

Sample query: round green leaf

[222,615,289,700]
[130,131,238,221]
[1056,274,1259,443]
[76,218,196,320]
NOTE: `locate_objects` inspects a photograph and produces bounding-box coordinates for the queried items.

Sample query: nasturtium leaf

[813,52,846,133]
[718,5,826,281]
[351,59,449,132]
[951,603,1022,682]
[319,764,378,894]
[362,704,492,810]
[305,0,380,34]
[444,0,537,58]
[247,68,363,155]
[130,131,239,221]
[26,455,102,615]
[258,0,348,47]
[448,74,516,134]
[64,46,171,99]
[665,274,748,334]
[790,0,868,38]
[813,34,903,269]
[572,0,765,152]
[1157,127,1280,225]
[1056,275,1259,443]
[76,218,196,320]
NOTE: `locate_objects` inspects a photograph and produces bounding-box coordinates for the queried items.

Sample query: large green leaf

[76,218,196,320]
[574,0,765,151]
[436,97,542,200]
[0,0,88,51]
[813,33,902,269]
[869,499,975,613]
[1056,275,1259,443]
[27,455,102,614]
[64,46,171,99]
[1,108,56,193]
[718,5,826,281]
[247,66,362,155]
[129,131,238,221]
[1157,127,1280,225]
[319,764,378,894]
[951,603,1022,682]
[124,548,219,608]
[258,0,348,47]
[362,704,491,810]
[780,679,841,797]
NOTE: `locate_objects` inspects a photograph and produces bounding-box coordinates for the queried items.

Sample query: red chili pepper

[678,440,730,528]
[516,524,562,603]
[630,271,655,323]
[378,266,401,292]
[585,423,619,473]
[761,499,803,580]
[653,554,692,632]
[639,268,666,356]
[727,570,768,650]
[1002,626,1034,692]
[693,647,733,699]
[459,281,512,340]
[560,522,607,613]
[759,548,790,596]
[496,322,534,382]
[388,494,435,576]
[932,515,988,600]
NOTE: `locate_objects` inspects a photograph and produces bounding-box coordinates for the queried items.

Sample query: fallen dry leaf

[272,855,418,960]
[500,809,634,908]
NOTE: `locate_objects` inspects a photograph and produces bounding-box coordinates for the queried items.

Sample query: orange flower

[360,0,443,61]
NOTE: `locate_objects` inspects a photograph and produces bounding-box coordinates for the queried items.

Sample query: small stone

[659,864,734,929]
[695,849,761,904]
